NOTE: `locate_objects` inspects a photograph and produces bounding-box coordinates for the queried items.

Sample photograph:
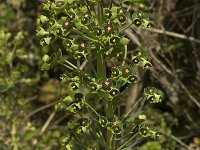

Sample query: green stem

[11,123,18,150]
[109,0,113,9]
[117,133,138,150]
[120,22,133,33]
[64,60,77,69]
[97,2,115,149]
[85,102,100,117]
[106,101,114,149]
[73,27,98,42]
[97,52,106,80]
[98,3,103,25]
[123,97,143,120]
[86,57,97,77]
[58,61,74,70]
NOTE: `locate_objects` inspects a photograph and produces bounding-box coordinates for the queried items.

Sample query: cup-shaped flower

[118,14,126,24]
[104,9,112,19]
[94,26,103,36]
[128,75,138,83]
[110,36,120,45]
[122,67,132,77]
[139,126,149,137]
[133,18,142,28]
[111,67,120,77]
[104,23,114,34]
[99,116,108,127]
[102,79,112,90]
[78,118,90,127]
[88,82,98,91]
[111,124,123,134]
[74,93,84,102]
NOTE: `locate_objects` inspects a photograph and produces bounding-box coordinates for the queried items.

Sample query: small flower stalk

[37,0,163,149]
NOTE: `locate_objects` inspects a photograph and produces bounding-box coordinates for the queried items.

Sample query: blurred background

[0,0,200,149]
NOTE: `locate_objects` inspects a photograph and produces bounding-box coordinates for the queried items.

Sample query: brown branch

[147,28,200,44]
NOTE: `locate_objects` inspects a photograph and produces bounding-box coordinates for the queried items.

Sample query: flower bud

[111,124,122,134]
[105,9,112,18]
[118,14,126,23]
[81,17,89,24]
[146,22,154,28]
[117,8,126,15]
[104,23,114,34]
[122,67,132,77]
[68,12,75,20]
[42,54,51,63]
[78,118,90,127]
[132,57,140,65]
[63,40,72,49]
[137,12,144,19]
[111,67,120,77]
[74,93,84,102]
[133,18,142,28]
[76,126,85,134]
[69,82,79,90]
[128,75,138,83]
[67,103,82,113]
[109,89,119,97]
[94,27,102,36]
[99,116,108,127]
[139,127,149,137]
[88,82,98,91]
[102,79,112,90]
[78,41,88,51]
[74,52,84,59]
[63,21,73,29]
[154,132,161,139]
[110,36,120,45]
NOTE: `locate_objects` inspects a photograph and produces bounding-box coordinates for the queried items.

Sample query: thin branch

[40,111,56,135]
[147,28,200,44]
[123,97,144,120]
[176,78,200,109]
[26,101,59,118]
[79,59,88,71]
[124,28,141,46]
[164,133,191,150]
[122,45,128,66]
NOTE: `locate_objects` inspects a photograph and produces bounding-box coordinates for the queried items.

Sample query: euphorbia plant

[37,0,163,149]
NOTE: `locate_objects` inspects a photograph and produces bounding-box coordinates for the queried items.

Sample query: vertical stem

[97,2,114,149]
[97,2,105,80]
[98,3,103,25]
[11,123,18,150]
[97,51,106,80]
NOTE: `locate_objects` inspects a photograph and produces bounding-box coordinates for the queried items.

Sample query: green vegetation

[0,0,200,149]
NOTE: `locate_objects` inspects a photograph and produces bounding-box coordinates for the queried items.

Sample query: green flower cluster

[37,0,163,149]
[36,0,153,68]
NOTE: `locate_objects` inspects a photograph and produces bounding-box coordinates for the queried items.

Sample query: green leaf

[121,37,130,45]
[41,63,50,71]
[51,49,62,68]
[44,37,51,45]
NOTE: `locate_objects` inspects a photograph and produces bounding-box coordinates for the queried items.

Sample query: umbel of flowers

[37,0,163,149]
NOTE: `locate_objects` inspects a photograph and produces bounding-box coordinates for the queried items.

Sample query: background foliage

[0,0,200,149]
